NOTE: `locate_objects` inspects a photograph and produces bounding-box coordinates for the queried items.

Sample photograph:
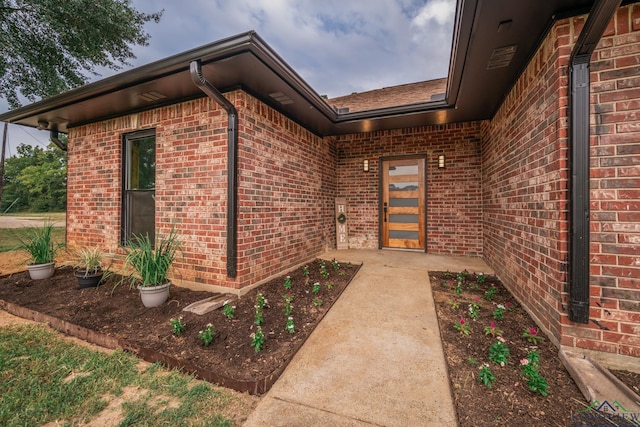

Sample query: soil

[430,271,640,427]
[0,259,360,391]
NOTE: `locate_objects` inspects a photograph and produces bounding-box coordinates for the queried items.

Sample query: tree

[0,0,162,108]
[1,142,67,212]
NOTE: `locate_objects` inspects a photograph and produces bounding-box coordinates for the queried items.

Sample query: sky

[1,0,456,155]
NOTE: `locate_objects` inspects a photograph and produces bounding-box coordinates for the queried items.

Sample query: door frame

[378,154,428,252]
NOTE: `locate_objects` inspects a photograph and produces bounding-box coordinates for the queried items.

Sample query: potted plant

[122,230,180,307]
[73,247,105,289]
[15,221,61,280]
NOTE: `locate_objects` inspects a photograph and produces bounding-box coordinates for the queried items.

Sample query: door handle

[383,203,388,222]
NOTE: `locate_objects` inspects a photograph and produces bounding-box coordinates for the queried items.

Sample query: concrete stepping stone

[183,293,237,315]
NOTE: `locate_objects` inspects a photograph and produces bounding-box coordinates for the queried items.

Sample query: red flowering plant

[454,317,470,335]
[483,321,504,337]
[522,327,545,345]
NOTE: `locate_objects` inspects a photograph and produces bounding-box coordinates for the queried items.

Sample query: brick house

[1,0,639,365]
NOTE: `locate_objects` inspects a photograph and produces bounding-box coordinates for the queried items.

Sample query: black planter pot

[75,269,103,289]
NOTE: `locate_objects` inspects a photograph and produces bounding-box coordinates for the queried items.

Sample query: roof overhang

[0,1,600,136]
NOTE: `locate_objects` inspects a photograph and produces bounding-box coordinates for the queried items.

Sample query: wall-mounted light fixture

[363,159,369,172]
[438,155,446,169]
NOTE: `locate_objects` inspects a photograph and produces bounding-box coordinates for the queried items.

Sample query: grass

[0,227,66,253]
[0,212,66,253]
[0,324,254,426]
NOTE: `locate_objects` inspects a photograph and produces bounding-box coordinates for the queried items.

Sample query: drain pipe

[50,129,68,151]
[568,0,621,323]
[190,60,238,279]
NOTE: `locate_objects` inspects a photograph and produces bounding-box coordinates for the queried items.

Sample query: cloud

[1,0,455,117]
[412,0,456,27]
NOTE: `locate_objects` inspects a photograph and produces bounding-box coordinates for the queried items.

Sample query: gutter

[189,60,238,279]
[568,0,621,324]
[49,129,67,151]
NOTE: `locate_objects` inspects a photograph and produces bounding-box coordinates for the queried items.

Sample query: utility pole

[0,122,7,205]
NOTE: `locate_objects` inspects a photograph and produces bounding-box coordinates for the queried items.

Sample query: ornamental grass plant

[73,247,104,275]
[121,230,180,287]
[14,221,60,265]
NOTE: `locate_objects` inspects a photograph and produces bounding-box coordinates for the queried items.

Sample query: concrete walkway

[243,249,494,427]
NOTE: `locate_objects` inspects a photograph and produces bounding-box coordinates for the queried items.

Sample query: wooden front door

[381,157,426,250]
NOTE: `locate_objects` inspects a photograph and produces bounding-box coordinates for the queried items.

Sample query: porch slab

[243,249,493,426]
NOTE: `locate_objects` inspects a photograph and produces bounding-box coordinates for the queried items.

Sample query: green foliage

[198,324,215,346]
[73,247,103,273]
[222,302,235,319]
[488,339,510,366]
[285,316,295,334]
[454,317,470,335]
[0,0,163,108]
[522,327,545,345]
[484,285,498,301]
[121,229,180,287]
[13,221,60,264]
[478,365,496,388]
[169,317,185,335]
[520,350,548,396]
[1,143,67,212]
[250,326,264,353]
[283,292,294,316]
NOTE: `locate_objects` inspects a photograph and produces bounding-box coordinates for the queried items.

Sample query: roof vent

[138,91,167,102]
[487,45,518,69]
[269,92,294,105]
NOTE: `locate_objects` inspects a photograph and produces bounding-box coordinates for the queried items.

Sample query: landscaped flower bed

[431,270,593,425]
[0,258,360,395]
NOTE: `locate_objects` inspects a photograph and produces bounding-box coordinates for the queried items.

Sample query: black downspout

[50,129,68,151]
[568,0,621,323]
[189,60,238,279]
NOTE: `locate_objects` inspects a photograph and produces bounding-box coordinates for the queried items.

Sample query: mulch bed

[0,259,360,395]
[430,270,640,427]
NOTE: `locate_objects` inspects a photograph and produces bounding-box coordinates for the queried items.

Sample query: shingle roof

[327,78,447,113]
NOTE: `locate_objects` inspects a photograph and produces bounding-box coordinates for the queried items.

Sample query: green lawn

[0,324,255,426]
[0,212,66,253]
[0,227,66,252]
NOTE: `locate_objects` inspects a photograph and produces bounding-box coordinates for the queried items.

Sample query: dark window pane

[127,136,156,190]
[389,198,419,207]
[123,131,155,244]
[389,230,419,240]
[126,191,155,242]
[389,214,419,223]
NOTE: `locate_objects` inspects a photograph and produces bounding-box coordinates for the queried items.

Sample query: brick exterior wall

[335,123,483,255]
[587,4,640,358]
[483,4,640,358]
[481,20,568,344]
[67,91,335,290]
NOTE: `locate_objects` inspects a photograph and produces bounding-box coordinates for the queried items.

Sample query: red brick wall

[587,4,640,358]
[483,4,640,358]
[482,20,568,344]
[67,91,335,290]
[236,94,336,285]
[335,123,483,255]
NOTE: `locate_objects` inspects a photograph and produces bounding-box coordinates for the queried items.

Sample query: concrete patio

[243,249,494,426]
